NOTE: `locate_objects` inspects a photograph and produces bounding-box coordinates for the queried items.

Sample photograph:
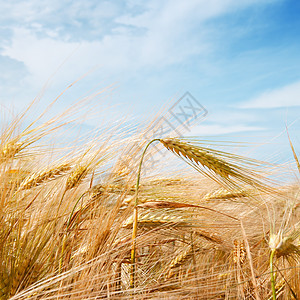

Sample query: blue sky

[0,0,300,165]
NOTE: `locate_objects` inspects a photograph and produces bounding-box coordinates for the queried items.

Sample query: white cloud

[0,0,283,111]
[1,29,79,88]
[240,80,300,108]
[0,1,121,37]
[1,0,281,88]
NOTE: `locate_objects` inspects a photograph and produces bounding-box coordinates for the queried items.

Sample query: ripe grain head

[160,138,274,192]
[66,165,88,190]
[19,164,71,190]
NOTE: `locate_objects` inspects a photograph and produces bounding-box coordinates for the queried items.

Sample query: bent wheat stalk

[130,137,271,288]
[130,139,160,288]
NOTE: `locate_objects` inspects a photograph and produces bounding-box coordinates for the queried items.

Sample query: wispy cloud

[0,0,295,150]
[190,124,265,136]
[1,0,281,92]
[185,107,265,136]
[239,80,300,108]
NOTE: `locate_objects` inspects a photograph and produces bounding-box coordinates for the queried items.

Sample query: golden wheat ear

[159,138,273,191]
[19,163,71,190]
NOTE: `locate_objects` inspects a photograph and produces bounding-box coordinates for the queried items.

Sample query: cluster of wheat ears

[0,91,299,299]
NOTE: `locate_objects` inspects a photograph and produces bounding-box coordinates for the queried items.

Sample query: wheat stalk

[57,165,89,273]
[130,139,160,288]
[269,225,300,300]
[129,137,274,289]
[240,219,260,300]
[130,137,261,289]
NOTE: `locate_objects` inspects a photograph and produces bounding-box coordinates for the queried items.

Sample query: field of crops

[1,97,299,299]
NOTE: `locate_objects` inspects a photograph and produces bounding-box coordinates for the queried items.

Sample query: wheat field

[1,95,299,299]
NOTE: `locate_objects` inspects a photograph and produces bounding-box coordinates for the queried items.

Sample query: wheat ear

[66,165,88,190]
[0,141,24,161]
[160,138,271,191]
[160,138,233,177]
[19,164,71,190]
[166,246,193,279]
[203,188,253,201]
[56,165,88,213]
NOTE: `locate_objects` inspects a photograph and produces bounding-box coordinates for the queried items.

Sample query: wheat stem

[270,249,276,300]
[59,192,86,273]
[130,139,160,289]
[240,219,261,300]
